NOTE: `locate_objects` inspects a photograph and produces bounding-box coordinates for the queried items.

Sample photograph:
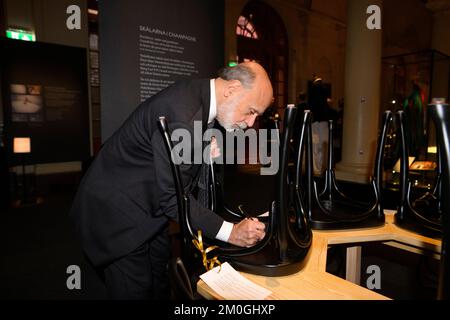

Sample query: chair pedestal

[395,110,442,239]
[300,114,390,231]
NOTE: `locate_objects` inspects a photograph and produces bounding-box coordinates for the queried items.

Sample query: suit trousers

[102,228,170,300]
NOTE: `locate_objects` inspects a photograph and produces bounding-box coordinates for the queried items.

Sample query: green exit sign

[6,29,36,42]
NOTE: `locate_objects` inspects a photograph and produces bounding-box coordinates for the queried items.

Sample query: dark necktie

[197,121,215,210]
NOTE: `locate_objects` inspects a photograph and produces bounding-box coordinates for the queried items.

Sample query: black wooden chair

[157,104,312,278]
[298,111,391,230]
[168,256,202,300]
[395,109,442,238]
[428,100,450,299]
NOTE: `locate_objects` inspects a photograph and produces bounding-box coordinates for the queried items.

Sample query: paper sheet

[200,262,272,300]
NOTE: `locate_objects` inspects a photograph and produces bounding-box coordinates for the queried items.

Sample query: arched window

[236,15,258,39]
[236,1,288,113]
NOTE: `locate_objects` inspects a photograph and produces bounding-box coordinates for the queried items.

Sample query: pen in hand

[238,204,254,220]
[237,204,266,242]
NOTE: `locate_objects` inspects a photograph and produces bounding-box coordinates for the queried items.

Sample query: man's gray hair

[218,65,256,89]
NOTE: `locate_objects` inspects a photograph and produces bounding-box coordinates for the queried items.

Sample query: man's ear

[224,80,242,97]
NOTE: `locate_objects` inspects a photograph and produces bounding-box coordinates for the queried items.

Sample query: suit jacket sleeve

[151,120,225,239]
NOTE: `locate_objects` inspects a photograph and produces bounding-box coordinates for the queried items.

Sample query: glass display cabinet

[381,50,450,205]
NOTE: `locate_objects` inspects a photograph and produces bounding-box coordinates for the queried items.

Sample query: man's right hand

[228,218,266,247]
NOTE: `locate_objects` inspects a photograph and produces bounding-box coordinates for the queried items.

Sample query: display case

[381,50,450,199]
[382,50,450,114]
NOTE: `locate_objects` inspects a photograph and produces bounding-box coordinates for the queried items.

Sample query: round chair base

[226,242,310,277]
[310,210,385,230]
[395,215,441,239]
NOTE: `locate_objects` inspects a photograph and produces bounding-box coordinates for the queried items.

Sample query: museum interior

[0,0,450,301]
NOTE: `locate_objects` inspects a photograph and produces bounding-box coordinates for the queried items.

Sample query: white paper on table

[199,262,272,300]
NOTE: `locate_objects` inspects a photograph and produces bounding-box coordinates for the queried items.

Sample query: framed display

[0,38,91,166]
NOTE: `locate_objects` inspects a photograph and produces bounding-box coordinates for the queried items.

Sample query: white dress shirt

[209,79,234,242]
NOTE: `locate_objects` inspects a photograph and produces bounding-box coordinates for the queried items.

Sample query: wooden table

[197,210,441,300]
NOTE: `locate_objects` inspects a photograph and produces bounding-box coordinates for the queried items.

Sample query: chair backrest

[397,110,411,218]
[397,110,441,217]
[294,110,314,227]
[168,257,196,300]
[373,111,394,209]
[157,116,275,257]
[428,101,450,300]
[278,105,313,254]
[157,117,195,250]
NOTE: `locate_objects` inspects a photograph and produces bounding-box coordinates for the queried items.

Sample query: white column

[335,0,383,183]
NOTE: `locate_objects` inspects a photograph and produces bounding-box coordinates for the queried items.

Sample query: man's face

[217,82,272,132]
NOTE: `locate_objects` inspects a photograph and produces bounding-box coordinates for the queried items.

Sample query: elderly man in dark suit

[70,61,274,299]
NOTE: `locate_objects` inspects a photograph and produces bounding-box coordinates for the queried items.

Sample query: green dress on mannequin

[403,82,426,157]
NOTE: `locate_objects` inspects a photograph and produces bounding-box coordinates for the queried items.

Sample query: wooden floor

[197,210,441,300]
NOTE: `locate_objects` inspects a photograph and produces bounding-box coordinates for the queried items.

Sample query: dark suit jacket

[308,82,329,122]
[70,79,225,267]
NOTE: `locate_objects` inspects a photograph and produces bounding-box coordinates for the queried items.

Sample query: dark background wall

[99,0,225,142]
[1,38,91,166]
